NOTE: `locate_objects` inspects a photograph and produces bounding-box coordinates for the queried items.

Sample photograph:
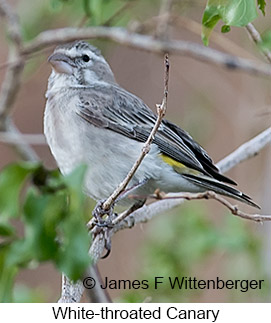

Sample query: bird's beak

[48,53,76,75]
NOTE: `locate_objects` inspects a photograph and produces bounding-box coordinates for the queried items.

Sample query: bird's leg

[92,179,148,226]
[92,198,146,259]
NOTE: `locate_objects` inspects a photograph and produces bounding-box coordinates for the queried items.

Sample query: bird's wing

[77,84,235,185]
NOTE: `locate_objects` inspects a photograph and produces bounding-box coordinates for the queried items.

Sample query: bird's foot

[92,199,117,258]
[92,199,116,227]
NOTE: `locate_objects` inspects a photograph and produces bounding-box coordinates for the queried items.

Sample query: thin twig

[246,23,271,64]
[21,26,271,78]
[102,54,170,211]
[130,191,271,223]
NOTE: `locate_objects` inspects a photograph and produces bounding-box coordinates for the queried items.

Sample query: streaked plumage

[44,41,259,208]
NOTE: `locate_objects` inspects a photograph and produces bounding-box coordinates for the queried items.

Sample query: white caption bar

[0,303,268,322]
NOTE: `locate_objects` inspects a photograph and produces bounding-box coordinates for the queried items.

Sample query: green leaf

[221,25,231,33]
[202,0,258,45]
[0,244,18,302]
[258,0,266,15]
[23,189,67,261]
[0,162,40,218]
[56,216,91,281]
[56,164,91,280]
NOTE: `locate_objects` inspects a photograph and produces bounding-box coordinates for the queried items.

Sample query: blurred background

[0,0,271,302]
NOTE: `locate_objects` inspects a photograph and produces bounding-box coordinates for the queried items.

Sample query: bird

[44,40,259,212]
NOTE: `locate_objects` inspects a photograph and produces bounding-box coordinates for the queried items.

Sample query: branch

[21,26,271,78]
[0,0,21,48]
[102,54,170,211]
[0,0,38,162]
[131,191,271,223]
[58,275,84,303]
[0,131,46,145]
[0,0,24,122]
[3,121,40,161]
[246,23,271,64]
[216,127,271,173]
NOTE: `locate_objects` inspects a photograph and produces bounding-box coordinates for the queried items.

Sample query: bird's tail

[182,173,260,209]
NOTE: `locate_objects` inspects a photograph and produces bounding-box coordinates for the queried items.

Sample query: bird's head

[48,41,115,88]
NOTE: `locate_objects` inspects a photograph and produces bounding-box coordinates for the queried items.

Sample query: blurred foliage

[202,0,265,45]
[13,284,49,303]
[0,162,91,302]
[18,0,154,41]
[259,30,271,51]
[120,203,269,302]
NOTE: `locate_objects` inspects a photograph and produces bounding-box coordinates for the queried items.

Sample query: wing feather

[77,84,235,185]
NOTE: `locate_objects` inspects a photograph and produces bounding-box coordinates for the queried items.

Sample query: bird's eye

[82,55,90,62]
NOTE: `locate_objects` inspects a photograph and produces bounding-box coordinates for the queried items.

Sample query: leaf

[56,164,91,280]
[258,0,266,15]
[0,244,18,302]
[221,25,231,33]
[56,216,91,281]
[0,162,40,218]
[202,0,258,45]
[0,221,15,237]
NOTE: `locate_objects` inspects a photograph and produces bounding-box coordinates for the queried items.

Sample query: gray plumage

[44,41,259,208]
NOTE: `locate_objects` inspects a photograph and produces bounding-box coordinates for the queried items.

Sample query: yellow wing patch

[160,154,199,175]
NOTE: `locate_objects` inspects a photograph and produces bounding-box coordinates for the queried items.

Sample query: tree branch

[0,131,46,145]
[21,26,271,78]
[0,0,24,123]
[0,0,38,162]
[216,127,271,173]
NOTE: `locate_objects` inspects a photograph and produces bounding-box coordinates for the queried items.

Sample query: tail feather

[182,173,260,209]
